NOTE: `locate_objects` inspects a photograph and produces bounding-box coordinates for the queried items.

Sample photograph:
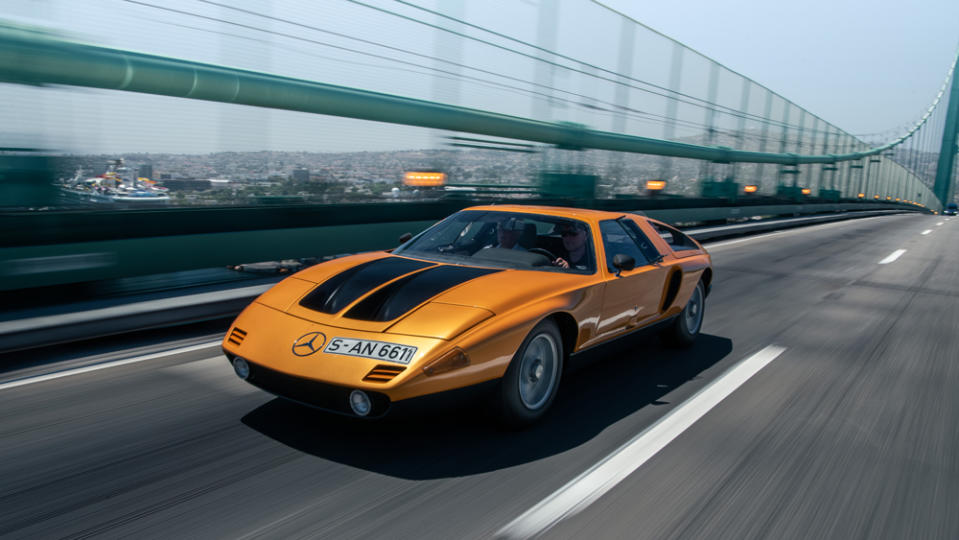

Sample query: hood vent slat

[228,327,247,345]
[363,364,406,382]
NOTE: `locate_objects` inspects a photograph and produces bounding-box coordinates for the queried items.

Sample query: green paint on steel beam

[934,65,959,206]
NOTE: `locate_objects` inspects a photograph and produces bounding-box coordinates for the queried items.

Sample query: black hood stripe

[344,265,501,322]
[299,257,434,314]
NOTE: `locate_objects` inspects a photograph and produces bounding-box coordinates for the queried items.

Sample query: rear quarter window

[650,222,699,252]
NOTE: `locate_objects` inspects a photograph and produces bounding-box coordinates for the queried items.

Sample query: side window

[599,220,652,272]
[620,219,662,262]
[650,222,699,251]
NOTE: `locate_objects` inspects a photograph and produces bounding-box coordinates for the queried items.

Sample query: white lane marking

[937,222,944,226]
[878,249,906,265]
[0,340,222,391]
[496,345,787,539]
[921,230,932,235]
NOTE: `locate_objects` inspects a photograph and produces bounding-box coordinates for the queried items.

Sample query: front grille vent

[228,327,247,346]
[363,364,406,383]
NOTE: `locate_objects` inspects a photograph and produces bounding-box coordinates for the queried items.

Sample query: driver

[552,222,589,269]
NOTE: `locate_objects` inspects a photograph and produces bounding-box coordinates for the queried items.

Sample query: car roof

[461,204,632,222]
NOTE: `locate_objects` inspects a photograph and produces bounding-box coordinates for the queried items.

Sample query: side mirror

[612,254,635,276]
[398,232,413,244]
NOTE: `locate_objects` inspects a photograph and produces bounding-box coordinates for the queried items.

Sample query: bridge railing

[0,3,946,205]
[0,3,950,290]
[0,197,922,291]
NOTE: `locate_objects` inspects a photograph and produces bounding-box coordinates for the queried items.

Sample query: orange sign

[645,180,667,191]
[403,172,446,187]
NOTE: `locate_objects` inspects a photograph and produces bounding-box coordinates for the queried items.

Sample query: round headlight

[349,390,371,416]
[232,357,250,380]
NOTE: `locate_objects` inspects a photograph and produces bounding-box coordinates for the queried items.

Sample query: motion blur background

[2,0,956,206]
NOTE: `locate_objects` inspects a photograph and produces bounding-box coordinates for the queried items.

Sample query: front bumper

[222,302,447,396]
[227,354,392,417]
[225,353,499,419]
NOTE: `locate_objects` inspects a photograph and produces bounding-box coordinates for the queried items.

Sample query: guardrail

[0,198,922,290]
[0,206,915,353]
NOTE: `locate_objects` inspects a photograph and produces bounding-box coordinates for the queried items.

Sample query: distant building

[292,167,310,182]
[138,164,154,179]
[162,177,211,191]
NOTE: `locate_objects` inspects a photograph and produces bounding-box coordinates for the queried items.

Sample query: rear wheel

[661,281,705,348]
[498,319,564,427]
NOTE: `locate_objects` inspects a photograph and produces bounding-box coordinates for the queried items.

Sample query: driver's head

[558,221,588,252]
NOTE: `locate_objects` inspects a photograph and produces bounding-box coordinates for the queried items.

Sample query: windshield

[394,210,596,273]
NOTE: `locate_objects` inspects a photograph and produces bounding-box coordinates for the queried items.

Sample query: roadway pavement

[0,213,956,539]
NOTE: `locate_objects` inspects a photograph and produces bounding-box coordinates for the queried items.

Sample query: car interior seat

[519,223,537,249]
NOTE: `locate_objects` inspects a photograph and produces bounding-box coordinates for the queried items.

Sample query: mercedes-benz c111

[222,205,712,426]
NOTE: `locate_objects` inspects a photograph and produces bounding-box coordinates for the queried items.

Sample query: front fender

[389,284,604,402]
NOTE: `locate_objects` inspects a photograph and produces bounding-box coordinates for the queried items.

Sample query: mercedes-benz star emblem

[292,331,327,357]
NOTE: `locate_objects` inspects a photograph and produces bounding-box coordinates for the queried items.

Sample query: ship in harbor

[60,158,171,205]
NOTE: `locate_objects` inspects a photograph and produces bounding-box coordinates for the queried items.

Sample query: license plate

[323,337,417,365]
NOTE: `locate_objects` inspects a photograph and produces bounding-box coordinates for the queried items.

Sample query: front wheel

[661,281,705,348]
[498,319,564,428]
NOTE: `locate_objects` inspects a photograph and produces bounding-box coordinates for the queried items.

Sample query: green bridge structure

[0,1,956,290]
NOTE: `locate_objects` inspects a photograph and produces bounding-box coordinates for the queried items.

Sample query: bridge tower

[933,65,959,207]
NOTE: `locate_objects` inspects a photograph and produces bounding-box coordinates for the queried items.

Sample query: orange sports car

[223,205,712,425]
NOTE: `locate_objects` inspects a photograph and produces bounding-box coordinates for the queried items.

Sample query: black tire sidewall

[499,318,564,427]
[664,281,704,347]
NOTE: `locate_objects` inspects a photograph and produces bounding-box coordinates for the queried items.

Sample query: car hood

[258,253,588,339]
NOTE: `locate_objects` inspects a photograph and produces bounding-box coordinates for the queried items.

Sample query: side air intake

[661,269,683,312]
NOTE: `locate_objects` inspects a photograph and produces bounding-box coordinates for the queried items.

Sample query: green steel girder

[933,66,959,205]
[0,22,901,166]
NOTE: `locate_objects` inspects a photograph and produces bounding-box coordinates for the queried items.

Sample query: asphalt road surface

[1,213,957,539]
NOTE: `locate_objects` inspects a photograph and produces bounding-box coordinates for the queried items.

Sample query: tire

[661,281,705,348]
[498,319,564,428]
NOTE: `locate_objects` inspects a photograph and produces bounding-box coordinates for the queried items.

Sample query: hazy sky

[604,0,959,138]
[2,0,957,154]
